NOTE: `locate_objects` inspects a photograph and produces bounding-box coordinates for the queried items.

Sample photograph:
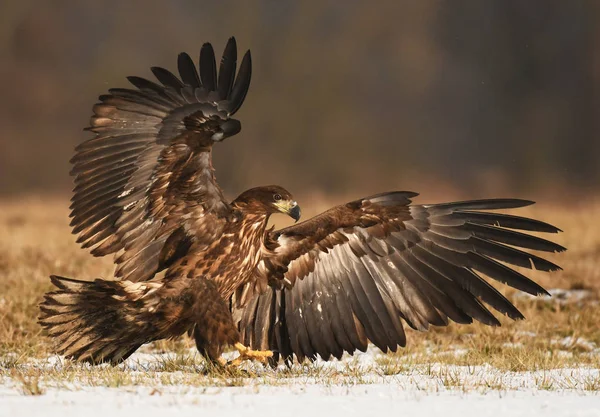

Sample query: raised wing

[70,37,251,282]
[233,192,564,363]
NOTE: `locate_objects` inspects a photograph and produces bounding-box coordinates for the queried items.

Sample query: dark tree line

[1,1,597,197]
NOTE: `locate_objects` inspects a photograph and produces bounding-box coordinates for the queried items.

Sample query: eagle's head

[233,185,301,222]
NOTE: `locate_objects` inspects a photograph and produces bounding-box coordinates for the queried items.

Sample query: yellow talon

[228,342,273,366]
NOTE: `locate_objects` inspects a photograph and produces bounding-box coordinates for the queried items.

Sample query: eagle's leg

[188,278,272,366]
[190,279,241,364]
[228,342,273,366]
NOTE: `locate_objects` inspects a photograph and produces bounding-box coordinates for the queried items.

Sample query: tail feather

[39,275,165,364]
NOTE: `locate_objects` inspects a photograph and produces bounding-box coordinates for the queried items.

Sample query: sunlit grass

[1,195,599,392]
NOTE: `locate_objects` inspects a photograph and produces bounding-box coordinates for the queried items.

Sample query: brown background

[1,1,598,202]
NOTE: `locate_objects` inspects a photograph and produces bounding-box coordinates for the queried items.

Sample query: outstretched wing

[70,37,252,282]
[233,192,564,363]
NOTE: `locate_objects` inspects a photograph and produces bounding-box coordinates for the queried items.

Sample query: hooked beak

[275,200,301,222]
[289,204,301,223]
[212,119,241,142]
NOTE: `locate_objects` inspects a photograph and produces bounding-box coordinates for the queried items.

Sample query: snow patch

[2,349,600,416]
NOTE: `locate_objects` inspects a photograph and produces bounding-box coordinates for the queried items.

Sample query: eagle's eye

[273,193,282,202]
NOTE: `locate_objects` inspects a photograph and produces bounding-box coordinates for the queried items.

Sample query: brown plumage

[39,37,565,366]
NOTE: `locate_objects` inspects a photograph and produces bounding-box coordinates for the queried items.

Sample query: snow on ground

[1,349,599,417]
[513,288,596,306]
[2,385,600,417]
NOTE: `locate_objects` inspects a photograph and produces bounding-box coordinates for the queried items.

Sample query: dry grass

[1,194,600,391]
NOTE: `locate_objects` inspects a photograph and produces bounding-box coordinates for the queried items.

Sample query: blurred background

[1,0,598,203]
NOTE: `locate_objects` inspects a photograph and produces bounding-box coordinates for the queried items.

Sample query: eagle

[39,37,565,366]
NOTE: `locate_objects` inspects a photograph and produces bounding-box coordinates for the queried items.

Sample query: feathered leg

[190,279,273,365]
[190,279,240,362]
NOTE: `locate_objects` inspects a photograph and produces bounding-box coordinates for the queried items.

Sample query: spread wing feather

[70,37,251,282]
[233,192,564,363]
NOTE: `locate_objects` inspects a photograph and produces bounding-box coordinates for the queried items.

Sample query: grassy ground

[1,195,600,393]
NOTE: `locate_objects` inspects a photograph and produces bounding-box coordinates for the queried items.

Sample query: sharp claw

[228,342,273,366]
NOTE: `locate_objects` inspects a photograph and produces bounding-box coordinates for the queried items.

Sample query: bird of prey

[39,37,565,366]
